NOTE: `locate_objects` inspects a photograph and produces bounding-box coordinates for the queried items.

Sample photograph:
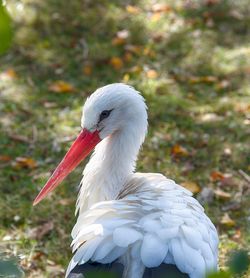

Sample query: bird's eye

[99,109,112,122]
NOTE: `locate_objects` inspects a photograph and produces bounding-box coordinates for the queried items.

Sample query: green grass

[0,0,249,277]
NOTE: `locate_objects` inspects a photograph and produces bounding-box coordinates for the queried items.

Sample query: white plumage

[67,173,218,278]
[37,83,219,278]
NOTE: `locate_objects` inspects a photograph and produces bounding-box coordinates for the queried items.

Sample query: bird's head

[33,83,147,205]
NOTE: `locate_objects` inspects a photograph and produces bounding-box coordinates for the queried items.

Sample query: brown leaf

[181,181,201,194]
[220,213,235,227]
[0,68,18,80]
[122,74,130,83]
[232,229,241,241]
[123,52,133,62]
[214,189,231,200]
[124,45,142,55]
[126,5,141,14]
[143,46,156,57]
[49,80,75,93]
[128,65,142,74]
[112,37,126,46]
[112,30,129,46]
[189,76,218,84]
[146,69,158,79]
[210,171,225,181]
[110,57,124,70]
[58,198,73,206]
[12,157,37,169]
[83,65,93,76]
[28,221,54,240]
[0,155,12,162]
[171,144,189,157]
[43,101,57,108]
[151,3,172,13]
[150,12,162,22]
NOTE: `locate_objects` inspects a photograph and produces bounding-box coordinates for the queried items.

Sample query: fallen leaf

[117,29,129,39]
[129,65,142,74]
[0,68,18,80]
[200,113,223,122]
[214,189,231,200]
[232,229,241,241]
[146,69,158,79]
[235,103,250,115]
[110,57,123,70]
[220,213,235,227]
[28,221,54,240]
[216,80,230,90]
[143,46,156,57]
[122,73,130,82]
[123,52,133,62]
[58,198,73,206]
[83,64,92,76]
[49,80,75,93]
[150,12,162,22]
[181,181,201,193]
[124,45,141,55]
[0,155,12,162]
[151,3,172,13]
[189,76,218,84]
[112,37,126,46]
[171,144,189,157]
[126,5,141,14]
[43,101,57,108]
[12,157,37,169]
[210,171,225,181]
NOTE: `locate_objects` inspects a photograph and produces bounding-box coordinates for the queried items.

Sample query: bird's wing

[66,174,218,278]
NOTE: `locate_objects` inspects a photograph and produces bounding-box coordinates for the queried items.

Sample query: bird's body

[34,84,219,278]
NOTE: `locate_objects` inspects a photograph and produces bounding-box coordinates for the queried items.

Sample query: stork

[33,83,219,278]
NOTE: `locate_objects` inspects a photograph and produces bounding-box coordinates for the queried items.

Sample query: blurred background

[0,0,249,277]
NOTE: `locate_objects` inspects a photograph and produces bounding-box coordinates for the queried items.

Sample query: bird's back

[66,173,218,278]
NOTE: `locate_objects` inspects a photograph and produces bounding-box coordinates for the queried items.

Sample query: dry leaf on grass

[12,157,37,169]
[124,45,141,55]
[126,5,141,14]
[189,76,218,84]
[0,68,18,80]
[210,171,225,181]
[220,213,235,227]
[171,144,189,157]
[0,155,12,162]
[151,3,172,13]
[49,80,75,93]
[214,189,231,200]
[110,57,124,70]
[146,69,158,79]
[181,181,201,194]
[83,65,93,76]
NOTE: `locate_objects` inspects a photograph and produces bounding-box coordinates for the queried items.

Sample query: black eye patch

[99,109,112,122]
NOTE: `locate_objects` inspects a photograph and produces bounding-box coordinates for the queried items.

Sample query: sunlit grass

[0,0,249,277]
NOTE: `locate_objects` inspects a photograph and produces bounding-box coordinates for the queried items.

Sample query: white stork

[33,83,219,278]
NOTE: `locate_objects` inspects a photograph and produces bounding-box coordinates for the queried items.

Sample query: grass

[0,0,249,277]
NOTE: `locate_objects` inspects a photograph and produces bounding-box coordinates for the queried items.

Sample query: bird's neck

[76,124,146,214]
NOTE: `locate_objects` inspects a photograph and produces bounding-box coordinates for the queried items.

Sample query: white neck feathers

[76,95,147,214]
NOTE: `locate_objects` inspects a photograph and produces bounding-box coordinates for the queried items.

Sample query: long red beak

[33,128,101,206]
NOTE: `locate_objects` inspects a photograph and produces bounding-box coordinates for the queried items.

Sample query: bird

[33,83,219,278]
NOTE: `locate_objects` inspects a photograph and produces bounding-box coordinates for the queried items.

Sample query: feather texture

[66,174,219,278]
